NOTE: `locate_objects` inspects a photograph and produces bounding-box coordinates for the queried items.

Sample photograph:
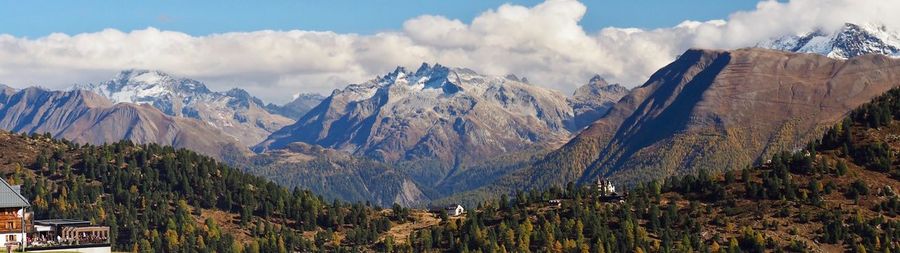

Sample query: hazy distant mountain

[759,23,900,59]
[72,70,293,146]
[567,75,629,129]
[265,93,326,120]
[0,86,247,159]
[246,142,428,207]
[255,63,577,186]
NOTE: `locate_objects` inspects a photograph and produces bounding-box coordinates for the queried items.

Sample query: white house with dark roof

[445,204,464,216]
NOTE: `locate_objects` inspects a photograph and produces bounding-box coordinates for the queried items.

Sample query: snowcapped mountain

[0,87,247,160]
[758,23,900,59]
[568,75,629,129]
[72,70,293,146]
[254,63,576,185]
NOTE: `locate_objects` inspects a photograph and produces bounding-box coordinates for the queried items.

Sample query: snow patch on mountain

[72,69,293,146]
[758,23,900,59]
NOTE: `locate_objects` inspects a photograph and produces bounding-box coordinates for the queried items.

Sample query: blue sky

[2,0,873,103]
[0,0,761,37]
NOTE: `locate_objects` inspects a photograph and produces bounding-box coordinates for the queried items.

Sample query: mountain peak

[389,66,409,78]
[758,22,900,59]
[0,84,14,94]
[414,62,432,75]
[574,75,625,97]
[225,88,266,107]
[80,69,213,98]
[569,74,629,129]
[115,69,171,83]
[412,62,452,78]
[225,87,251,99]
[588,74,608,86]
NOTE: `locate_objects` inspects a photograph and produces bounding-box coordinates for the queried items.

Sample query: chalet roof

[0,177,29,208]
[445,204,462,210]
[34,219,92,226]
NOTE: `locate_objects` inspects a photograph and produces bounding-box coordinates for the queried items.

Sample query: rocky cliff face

[568,75,629,129]
[72,70,293,146]
[255,63,576,185]
[0,87,247,159]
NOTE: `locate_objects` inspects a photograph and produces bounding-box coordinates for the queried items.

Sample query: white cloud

[0,0,898,103]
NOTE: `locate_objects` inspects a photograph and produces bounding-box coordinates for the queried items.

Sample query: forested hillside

[243,142,429,207]
[0,131,415,252]
[400,87,900,252]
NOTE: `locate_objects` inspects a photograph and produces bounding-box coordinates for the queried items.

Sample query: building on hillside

[0,178,110,253]
[0,179,29,251]
[596,177,616,196]
[27,219,111,252]
[548,199,562,208]
[445,205,464,216]
[596,177,626,203]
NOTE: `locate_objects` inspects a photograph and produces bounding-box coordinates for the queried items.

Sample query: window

[6,235,13,242]
[5,222,11,229]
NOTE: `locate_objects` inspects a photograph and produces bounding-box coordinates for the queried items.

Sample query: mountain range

[254,64,624,188]
[2,22,899,208]
[72,70,293,146]
[0,85,246,159]
[0,64,625,206]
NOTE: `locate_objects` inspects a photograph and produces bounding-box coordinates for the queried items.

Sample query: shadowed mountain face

[759,23,900,59]
[458,48,900,199]
[0,87,247,160]
[577,48,900,185]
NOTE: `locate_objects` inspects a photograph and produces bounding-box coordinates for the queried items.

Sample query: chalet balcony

[0,210,26,234]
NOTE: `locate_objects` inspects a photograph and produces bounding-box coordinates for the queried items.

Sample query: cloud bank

[1,0,898,103]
